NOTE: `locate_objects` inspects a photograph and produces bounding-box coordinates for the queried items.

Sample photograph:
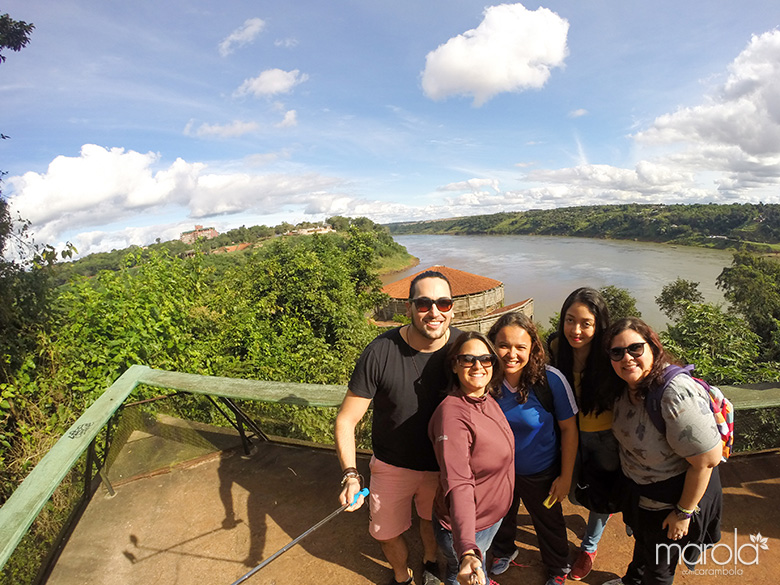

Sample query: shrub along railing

[0,366,779,579]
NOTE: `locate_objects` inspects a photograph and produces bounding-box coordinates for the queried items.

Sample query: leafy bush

[661,302,780,385]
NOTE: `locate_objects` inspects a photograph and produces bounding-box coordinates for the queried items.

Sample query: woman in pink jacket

[429,331,515,585]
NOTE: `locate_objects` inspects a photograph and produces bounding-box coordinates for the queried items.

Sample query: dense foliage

[387,203,780,251]
[717,252,780,361]
[656,261,780,384]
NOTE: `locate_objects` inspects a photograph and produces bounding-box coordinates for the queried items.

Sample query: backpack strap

[531,374,560,443]
[532,382,555,414]
[645,364,695,434]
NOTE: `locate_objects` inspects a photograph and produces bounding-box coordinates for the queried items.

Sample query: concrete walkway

[45,416,780,585]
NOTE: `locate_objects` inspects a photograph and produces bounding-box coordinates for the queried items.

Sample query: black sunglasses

[456,354,496,368]
[608,342,647,361]
[411,296,454,313]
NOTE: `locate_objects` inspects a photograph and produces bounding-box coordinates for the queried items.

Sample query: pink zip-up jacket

[429,390,515,558]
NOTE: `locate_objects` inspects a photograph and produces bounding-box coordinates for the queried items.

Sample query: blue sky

[2,1,780,257]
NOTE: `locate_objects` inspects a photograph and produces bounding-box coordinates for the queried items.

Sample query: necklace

[401,325,450,378]
[402,325,422,378]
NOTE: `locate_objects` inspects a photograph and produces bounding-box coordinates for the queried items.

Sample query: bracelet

[676,503,697,515]
[340,467,363,488]
[460,551,481,563]
[675,503,699,519]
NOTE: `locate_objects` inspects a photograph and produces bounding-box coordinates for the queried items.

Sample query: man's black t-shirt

[349,326,461,471]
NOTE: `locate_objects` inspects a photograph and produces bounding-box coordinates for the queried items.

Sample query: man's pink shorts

[368,456,439,541]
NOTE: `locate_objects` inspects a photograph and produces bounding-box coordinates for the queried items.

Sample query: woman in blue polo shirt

[487,313,579,585]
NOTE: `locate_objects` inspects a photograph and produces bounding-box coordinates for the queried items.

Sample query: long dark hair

[604,317,679,400]
[487,312,547,403]
[446,331,504,396]
[551,287,612,415]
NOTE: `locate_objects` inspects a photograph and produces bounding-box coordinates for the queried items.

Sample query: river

[388,235,735,330]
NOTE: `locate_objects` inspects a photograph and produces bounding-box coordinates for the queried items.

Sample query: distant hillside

[55,216,415,283]
[386,203,780,251]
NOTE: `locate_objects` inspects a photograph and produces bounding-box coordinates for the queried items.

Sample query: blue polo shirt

[495,365,577,476]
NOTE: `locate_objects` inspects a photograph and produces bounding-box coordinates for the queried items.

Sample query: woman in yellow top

[549,287,618,581]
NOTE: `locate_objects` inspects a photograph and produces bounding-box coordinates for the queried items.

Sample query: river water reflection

[389,235,735,330]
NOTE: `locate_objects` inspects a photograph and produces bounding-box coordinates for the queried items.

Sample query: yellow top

[573,371,613,432]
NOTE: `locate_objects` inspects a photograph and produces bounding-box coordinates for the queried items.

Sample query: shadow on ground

[44,415,780,585]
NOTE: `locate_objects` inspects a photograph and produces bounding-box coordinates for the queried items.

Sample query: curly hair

[604,317,679,400]
[550,287,612,415]
[487,312,547,403]
[446,331,504,396]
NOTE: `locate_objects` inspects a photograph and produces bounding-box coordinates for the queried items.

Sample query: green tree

[656,278,704,320]
[214,234,382,384]
[0,197,73,383]
[51,248,215,396]
[661,302,779,384]
[0,13,34,64]
[717,252,780,360]
[274,221,294,235]
[326,215,350,231]
[599,285,641,321]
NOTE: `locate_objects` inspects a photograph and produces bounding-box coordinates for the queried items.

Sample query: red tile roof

[382,265,503,299]
[487,298,533,315]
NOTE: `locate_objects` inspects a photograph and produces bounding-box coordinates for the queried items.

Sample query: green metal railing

[0,365,347,574]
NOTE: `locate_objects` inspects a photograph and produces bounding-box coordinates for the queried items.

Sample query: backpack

[645,364,734,461]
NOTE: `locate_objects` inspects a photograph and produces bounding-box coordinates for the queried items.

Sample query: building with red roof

[180,225,219,244]
[376,265,533,333]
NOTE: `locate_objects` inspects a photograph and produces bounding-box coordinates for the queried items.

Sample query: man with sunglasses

[336,270,462,585]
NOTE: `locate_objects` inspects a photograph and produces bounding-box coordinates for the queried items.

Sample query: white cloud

[184,119,261,138]
[244,150,291,167]
[421,3,569,106]
[218,17,266,57]
[437,178,501,195]
[505,30,780,205]
[274,38,299,48]
[71,225,183,258]
[276,110,298,128]
[234,68,309,98]
[527,163,692,193]
[568,108,588,118]
[6,144,350,253]
[631,30,780,194]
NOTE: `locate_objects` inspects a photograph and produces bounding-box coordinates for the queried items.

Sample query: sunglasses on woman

[455,354,496,368]
[411,296,454,313]
[608,341,647,361]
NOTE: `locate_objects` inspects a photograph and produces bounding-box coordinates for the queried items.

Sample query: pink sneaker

[569,550,596,580]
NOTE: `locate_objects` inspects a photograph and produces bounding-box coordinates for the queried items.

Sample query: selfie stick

[228,487,369,585]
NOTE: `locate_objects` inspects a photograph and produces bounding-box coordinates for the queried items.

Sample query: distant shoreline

[384,203,780,255]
